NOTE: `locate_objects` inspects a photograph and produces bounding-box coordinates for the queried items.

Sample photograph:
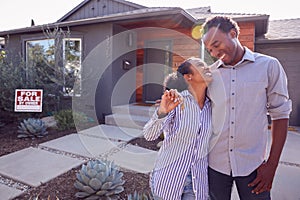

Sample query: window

[25,38,82,96]
[26,39,56,85]
[63,38,82,96]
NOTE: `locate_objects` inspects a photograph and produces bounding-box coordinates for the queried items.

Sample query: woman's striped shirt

[143,90,212,200]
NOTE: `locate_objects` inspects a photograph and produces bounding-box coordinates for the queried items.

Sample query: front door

[143,40,172,103]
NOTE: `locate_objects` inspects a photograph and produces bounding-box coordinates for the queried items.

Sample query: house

[0,0,298,125]
[256,18,300,126]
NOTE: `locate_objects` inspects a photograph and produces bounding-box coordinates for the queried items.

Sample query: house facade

[256,19,300,126]
[0,0,297,125]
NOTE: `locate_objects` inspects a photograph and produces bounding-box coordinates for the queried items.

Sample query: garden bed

[0,121,161,200]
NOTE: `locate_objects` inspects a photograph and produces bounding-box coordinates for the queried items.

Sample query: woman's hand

[157,89,183,116]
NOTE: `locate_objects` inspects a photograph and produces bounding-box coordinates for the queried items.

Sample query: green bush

[54,109,88,130]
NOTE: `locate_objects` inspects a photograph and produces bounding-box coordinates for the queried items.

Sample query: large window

[25,38,82,96]
[26,39,55,85]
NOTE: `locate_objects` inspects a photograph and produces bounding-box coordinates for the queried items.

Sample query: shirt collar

[242,47,255,63]
[210,47,255,69]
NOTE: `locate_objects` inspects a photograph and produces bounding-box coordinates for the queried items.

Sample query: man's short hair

[202,15,240,36]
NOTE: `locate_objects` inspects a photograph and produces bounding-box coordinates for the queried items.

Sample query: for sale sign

[15,89,43,112]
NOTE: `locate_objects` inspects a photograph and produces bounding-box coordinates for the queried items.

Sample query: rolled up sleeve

[267,58,292,120]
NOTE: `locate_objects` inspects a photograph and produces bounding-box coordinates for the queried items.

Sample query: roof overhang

[256,38,300,44]
[232,15,269,37]
[0,8,196,37]
[195,14,269,37]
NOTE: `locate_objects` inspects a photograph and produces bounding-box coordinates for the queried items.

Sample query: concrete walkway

[0,125,299,199]
[0,124,157,199]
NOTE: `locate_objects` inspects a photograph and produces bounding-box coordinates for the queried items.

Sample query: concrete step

[79,124,143,141]
[111,103,156,118]
[105,113,150,129]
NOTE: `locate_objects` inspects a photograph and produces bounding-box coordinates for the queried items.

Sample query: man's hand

[248,161,277,194]
[249,118,288,194]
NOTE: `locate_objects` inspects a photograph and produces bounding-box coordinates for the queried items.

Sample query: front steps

[105,103,156,129]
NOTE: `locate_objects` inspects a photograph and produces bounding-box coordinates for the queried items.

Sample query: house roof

[0,4,271,39]
[0,7,195,36]
[57,0,147,22]
[256,18,300,43]
[186,7,269,37]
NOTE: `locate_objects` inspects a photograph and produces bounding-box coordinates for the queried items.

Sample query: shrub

[74,159,125,199]
[54,109,88,131]
[17,118,48,138]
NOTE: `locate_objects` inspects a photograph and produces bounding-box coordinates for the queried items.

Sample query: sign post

[14,89,43,112]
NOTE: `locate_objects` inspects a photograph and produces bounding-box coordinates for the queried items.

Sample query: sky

[0,0,299,32]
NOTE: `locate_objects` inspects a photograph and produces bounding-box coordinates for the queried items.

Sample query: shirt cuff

[153,109,168,119]
[269,99,292,120]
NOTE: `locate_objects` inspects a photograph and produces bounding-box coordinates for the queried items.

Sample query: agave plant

[127,190,154,200]
[17,118,48,138]
[74,159,125,200]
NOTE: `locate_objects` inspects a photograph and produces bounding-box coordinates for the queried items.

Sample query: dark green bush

[54,109,88,130]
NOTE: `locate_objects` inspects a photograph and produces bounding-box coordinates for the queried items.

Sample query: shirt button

[232,107,234,110]
[232,80,235,82]
[230,149,233,152]
[231,121,234,124]
[231,136,234,139]
[232,93,235,95]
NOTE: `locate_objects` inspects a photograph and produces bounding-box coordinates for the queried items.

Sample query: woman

[143,57,212,200]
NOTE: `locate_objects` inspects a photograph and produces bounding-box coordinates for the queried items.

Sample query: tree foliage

[0,26,74,121]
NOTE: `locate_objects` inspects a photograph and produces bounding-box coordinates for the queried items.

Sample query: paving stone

[267,131,300,165]
[107,144,158,174]
[105,113,149,129]
[272,164,300,199]
[40,133,122,158]
[0,147,83,187]
[79,124,143,142]
[280,131,300,165]
[0,183,24,200]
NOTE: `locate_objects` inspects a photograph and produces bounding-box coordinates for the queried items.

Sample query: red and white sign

[15,89,43,112]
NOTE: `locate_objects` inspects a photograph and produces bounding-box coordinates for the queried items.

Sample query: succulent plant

[127,190,154,200]
[17,118,48,138]
[74,159,125,200]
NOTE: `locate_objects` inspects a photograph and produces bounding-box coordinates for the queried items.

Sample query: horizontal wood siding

[256,43,300,126]
[135,28,201,102]
[135,22,256,102]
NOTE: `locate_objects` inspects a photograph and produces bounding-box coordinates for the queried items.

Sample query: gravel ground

[0,121,161,200]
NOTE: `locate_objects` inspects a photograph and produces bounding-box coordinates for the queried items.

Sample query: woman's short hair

[163,71,188,92]
[163,57,206,92]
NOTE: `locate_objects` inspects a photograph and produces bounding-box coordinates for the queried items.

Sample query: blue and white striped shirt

[143,90,212,200]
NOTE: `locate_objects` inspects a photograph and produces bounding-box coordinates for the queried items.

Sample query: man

[202,16,292,200]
